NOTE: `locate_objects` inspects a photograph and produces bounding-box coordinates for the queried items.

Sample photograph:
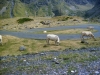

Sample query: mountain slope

[0,0,97,19]
[85,0,100,18]
[0,0,33,19]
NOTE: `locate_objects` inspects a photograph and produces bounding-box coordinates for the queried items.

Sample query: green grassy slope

[13,0,33,17]
[0,0,95,19]
[0,0,33,19]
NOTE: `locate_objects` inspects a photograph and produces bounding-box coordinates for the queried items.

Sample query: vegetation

[33,28,97,34]
[0,0,5,9]
[58,53,98,63]
[58,16,70,21]
[0,35,100,56]
[52,16,73,21]
[17,18,33,24]
[0,0,97,19]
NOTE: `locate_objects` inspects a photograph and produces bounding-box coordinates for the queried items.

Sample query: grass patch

[58,16,70,21]
[58,52,98,63]
[0,68,9,75]
[41,54,53,60]
[52,16,73,21]
[0,35,100,56]
[33,28,97,34]
[67,66,77,74]
[17,18,33,24]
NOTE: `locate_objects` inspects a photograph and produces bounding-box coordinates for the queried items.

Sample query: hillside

[0,16,87,31]
[0,0,96,19]
[85,0,100,19]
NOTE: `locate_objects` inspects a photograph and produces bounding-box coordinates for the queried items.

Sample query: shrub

[17,18,33,24]
[40,21,45,24]
[82,19,88,21]
[73,19,77,21]
[40,21,50,25]
[58,16,70,21]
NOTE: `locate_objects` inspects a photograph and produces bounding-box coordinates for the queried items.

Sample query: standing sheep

[87,26,94,31]
[81,31,96,41]
[46,34,60,45]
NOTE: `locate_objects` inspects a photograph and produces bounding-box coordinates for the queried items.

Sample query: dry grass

[0,35,100,56]
[0,16,87,31]
[42,28,97,34]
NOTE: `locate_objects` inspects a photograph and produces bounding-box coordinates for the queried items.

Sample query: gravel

[0,47,100,75]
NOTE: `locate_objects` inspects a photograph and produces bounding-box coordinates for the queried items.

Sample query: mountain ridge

[85,0,100,19]
[0,0,99,19]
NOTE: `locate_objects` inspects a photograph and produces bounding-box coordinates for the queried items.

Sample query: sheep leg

[55,40,57,45]
[87,35,89,39]
[46,39,49,45]
[0,39,2,45]
[81,35,84,41]
[55,40,59,46]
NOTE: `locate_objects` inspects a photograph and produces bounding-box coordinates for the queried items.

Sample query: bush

[17,18,33,24]
[40,21,50,25]
[40,21,45,24]
[82,19,88,21]
[58,16,70,21]
[73,19,77,21]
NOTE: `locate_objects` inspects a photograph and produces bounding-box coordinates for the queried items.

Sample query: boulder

[19,45,26,51]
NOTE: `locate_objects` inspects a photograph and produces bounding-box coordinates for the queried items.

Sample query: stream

[0,24,100,40]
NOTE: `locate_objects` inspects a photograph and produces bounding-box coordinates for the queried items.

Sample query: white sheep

[46,34,60,45]
[0,35,2,45]
[87,26,94,31]
[81,31,96,41]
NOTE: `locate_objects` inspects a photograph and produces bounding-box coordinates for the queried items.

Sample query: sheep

[81,31,96,41]
[87,26,94,31]
[0,35,2,45]
[46,34,60,45]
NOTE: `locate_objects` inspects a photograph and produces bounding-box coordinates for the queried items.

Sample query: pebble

[71,70,75,73]
[19,45,26,51]
[23,59,26,62]
[54,57,57,60]
[95,71,99,74]
[71,70,74,73]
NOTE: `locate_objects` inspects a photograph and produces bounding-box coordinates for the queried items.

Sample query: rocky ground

[0,47,100,75]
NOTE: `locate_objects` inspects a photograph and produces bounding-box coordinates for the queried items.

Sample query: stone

[19,45,26,51]
[95,71,99,74]
[81,40,85,43]
[81,40,88,44]
[43,31,47,33]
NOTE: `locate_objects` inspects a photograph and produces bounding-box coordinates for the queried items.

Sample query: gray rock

[81,40,85,43]
[81,40,88,44]
[19,45,26,51]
